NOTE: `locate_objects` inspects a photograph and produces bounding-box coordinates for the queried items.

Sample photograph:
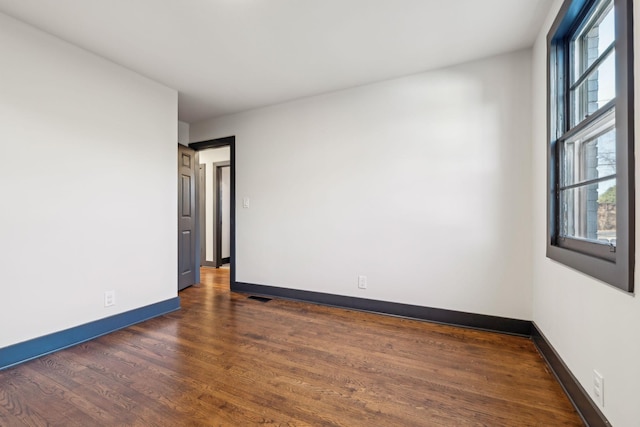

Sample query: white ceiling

[0,0,553,123]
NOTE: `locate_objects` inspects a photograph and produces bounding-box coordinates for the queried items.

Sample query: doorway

[188,136,236,286]
[197,149,230,269]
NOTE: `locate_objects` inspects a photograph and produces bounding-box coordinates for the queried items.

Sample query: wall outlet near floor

[358,275,367,289]
[593,370,604,407]
[104,290,116,307]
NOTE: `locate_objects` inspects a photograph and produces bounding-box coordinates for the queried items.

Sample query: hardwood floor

[0,268,583,426]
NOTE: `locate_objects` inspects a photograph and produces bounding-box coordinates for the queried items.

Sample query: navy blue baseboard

[232,282,532,336]
[0,297,180,371]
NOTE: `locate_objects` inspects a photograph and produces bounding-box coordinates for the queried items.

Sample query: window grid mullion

[559,174,616,191]
[569,43,614,91]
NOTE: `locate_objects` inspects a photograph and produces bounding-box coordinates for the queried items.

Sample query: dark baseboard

[532,324,609,427]
[1,280,609,426]
[233,281,609,426]
[0,297,181,371]
[201,261,217,268]
[221,257,230,264]
[232,282,532,336]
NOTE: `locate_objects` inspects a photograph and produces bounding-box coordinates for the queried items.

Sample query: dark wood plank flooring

[0,268,583,426]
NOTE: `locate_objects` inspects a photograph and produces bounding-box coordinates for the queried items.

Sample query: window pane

[561,116,616,186]
[560,178,616,244]
[570,50,615,126]
[571,1,615,81]
[595,4,615,59]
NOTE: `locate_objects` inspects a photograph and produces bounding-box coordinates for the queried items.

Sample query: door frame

[189,136,236,287]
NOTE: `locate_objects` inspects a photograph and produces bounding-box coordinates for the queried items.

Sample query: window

[547,0,634,292]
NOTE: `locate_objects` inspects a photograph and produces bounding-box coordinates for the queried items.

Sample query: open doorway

[197,146,230,268]
[189,136,235,287]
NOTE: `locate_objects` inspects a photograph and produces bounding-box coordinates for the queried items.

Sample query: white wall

[198,147,231,262]
[191,49,533,320]
[0,13,178,349]
[220,166,231,259]
[178,121,190,146]
[531,2,640,426]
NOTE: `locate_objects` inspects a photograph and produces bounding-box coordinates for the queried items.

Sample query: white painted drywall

[0,12,178,349]
[221,166,231,259]
[178,121,190,146]
[191,49,534,320]
[531,2,640,425]
[198,147,231,262]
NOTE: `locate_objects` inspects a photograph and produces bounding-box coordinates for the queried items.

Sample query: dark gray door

[178,145,197,290]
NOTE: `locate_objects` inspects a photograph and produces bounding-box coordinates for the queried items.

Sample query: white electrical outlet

[104,290,116,307]
[593,370,604,407]
[243,197,250,208]
[358,275,367,289]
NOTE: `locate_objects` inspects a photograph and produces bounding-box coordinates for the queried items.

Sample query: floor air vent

[248,296,272,303]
